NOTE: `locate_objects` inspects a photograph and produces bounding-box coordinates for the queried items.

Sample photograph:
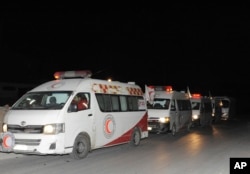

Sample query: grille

[15,139,41,146]
[7,125,43,134]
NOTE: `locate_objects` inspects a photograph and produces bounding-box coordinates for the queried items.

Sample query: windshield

[147,98,170,109]
[191,101,200,110]
[12,91,72,110]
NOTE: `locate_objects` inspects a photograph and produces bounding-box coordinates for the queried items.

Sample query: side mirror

[68,103,78,112]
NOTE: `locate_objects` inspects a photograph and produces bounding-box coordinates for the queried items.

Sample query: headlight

[43,123,65,135]
[159,117,170,123]
[3,124,8,132]
[192,114,199,120]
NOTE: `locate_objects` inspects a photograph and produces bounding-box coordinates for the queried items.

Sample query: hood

[4,109,62,126]
[148,109,170,118]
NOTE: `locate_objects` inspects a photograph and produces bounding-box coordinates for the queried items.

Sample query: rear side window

[96,94,145,112]
[177,100,191,111]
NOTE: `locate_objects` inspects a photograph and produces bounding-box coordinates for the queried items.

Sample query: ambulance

[212,96,235,121]
[190,93,213,127]
[0,70,148,159]
[146,86,192,135]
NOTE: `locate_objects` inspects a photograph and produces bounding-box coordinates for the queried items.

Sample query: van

[146,86,192,135]
[190,94,213,127]
[212,96,235,121]
[0,70,148,159]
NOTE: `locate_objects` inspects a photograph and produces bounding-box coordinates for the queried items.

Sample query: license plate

[14,144,28,150]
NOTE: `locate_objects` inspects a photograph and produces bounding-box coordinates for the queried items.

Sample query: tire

[130,127,141,146]
[70,134,90,160]
[171,123,176,136]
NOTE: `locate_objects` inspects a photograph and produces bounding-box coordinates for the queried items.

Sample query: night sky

[1,3,249,114]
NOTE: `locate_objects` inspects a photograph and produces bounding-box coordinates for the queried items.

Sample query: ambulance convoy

[0,70,148,159]
[189,94,233,125]
[0,70,233,159]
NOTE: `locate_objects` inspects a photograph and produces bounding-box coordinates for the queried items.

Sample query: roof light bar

[148,86,173,92]
[191,93,201,98]
[54,70,92,80]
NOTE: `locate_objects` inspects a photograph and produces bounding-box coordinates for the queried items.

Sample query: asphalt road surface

[0,116,250,174]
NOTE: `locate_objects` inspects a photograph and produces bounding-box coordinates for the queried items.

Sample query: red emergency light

[191,93,201,98]
[54,70,92,80]
[165,86,172,92]
[148,85,173,92]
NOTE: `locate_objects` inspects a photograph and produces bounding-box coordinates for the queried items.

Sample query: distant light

[107,78,112,82]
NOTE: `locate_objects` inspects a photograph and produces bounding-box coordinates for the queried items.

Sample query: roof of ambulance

[154,90,189,99]
[29,78,140,92]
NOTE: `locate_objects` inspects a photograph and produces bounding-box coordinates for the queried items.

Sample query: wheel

[130,127,141,146]
[70,134,90,160]
[171,123,176,136]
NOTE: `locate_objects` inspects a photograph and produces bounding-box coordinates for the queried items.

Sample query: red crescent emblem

[103,115,115,138]
[3,135,11,148]
[105,119,112,134]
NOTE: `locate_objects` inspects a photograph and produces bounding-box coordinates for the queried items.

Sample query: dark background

[0,3,249,115]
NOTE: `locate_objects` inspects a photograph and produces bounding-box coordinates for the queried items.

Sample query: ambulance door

[64,92,93,148]
[175,99,183,131]
[176,99,192,132]
[94,93,116,148]
[182,99,192,130]
[169,99,179,135]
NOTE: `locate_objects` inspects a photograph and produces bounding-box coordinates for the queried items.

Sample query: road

[0,117,250,174]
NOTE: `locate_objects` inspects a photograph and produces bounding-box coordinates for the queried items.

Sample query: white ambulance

[146,86,192,135]
[0,70,148,159]
[212,96,234,121]
[190,93,213,127]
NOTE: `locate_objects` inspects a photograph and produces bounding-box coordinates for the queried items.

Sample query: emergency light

[149,85,173,92]
[191,93,201,98]
[54,70,92,80]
